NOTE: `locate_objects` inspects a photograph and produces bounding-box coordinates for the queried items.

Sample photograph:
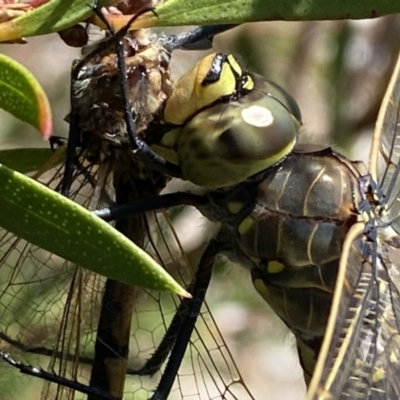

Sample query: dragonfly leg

[150,238,220,400]
[163,25,238,52]
[94,192,207,222]
[0,352,119,400]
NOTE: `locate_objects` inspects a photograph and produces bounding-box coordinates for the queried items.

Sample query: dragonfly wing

[377,247,400,399]
[306,223,374,399]
[307,46,400,400]
[0,160,106,400]
[306,226,400,399]
[369,47,400,232]
[0,157,257,400]
[371,43,400,399]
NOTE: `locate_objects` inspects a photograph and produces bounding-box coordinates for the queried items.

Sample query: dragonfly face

[154,53,301,189]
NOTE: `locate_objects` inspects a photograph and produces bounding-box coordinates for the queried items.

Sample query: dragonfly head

[153,53,302,189]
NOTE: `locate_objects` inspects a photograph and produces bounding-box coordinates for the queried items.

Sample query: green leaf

[107,0,400,29]
[0,0,110,42]
[0,148,54,173]
[0,54,52,139]
[0,163,189,297]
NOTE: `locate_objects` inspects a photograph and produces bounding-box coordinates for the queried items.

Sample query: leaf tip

[37,99,53,139]
[178,288,192,299]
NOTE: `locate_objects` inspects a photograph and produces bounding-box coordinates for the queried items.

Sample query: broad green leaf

[0,54,52,139]
[0,163,189,297]
[101,0,400,30]
[0,0,109,42]
[0,148,53,173]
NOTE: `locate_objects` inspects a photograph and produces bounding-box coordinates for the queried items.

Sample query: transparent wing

[306,223,366,399]
[307,46,400,400]
[306,222,400,400]
[0,154,106,400]
[369,48,400,231]
[130,213,257,400]
[0,150,257,400]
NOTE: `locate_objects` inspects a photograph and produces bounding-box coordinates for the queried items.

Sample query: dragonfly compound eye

[156,54,301,188]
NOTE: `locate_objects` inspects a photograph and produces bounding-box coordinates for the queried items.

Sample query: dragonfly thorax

[203,148,364,381]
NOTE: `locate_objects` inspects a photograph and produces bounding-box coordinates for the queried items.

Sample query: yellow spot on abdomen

[372,366,386,382]
[253,278,269,300]
[238,217,254,234]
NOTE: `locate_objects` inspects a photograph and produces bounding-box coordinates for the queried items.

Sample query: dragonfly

[90,41,400,400]
[1,16,400,400]
[93,46,400,400]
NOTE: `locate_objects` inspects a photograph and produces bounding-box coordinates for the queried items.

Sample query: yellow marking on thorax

[267,260,285,274]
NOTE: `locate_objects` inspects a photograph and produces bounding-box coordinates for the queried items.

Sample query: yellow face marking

[227,54,243,76]
[266,260,285,274]
[164,53,237,125]
[242,75,255,91]
[227,201,244,214]
[238,216,254,235]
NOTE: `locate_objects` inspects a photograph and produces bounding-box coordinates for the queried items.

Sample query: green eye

[155,54,301,188]
[258,78,302,124]
[175,79,300,188]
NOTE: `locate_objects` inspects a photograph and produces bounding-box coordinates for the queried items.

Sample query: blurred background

[1,12,400,400]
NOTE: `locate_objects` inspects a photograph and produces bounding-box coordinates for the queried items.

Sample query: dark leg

[150,239,220,400]
[94,192,207,222]
[163,25,238,52]
[0,352,117,400]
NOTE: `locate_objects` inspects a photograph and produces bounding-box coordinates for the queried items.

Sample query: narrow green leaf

[0,0,109,42]
[0,163,189,297]
[0,148,53,173]
[108,0,400,29]
[0,54,52,139]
